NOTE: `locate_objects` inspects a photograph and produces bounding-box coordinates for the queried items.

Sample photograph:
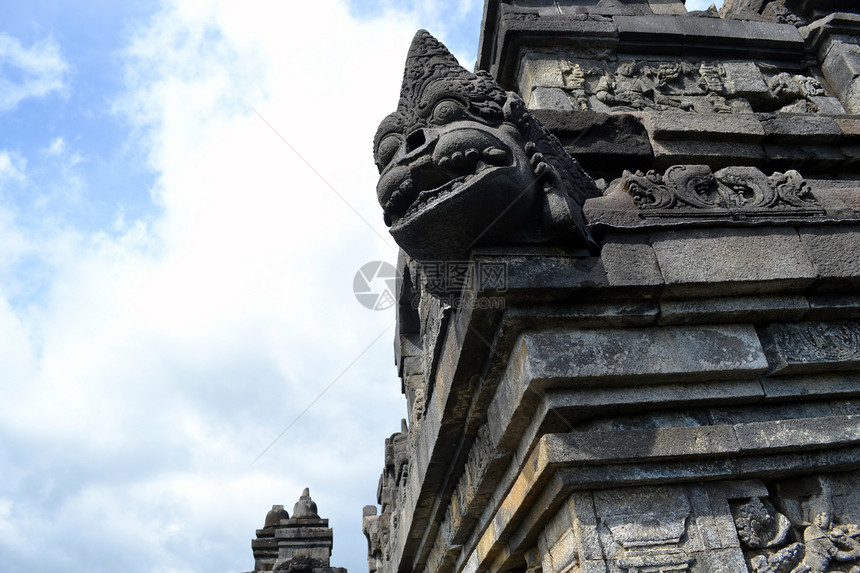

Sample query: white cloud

[0,1,484,572]
[0,33,68,112]
[0,150,26,184]
[45,136,67,156]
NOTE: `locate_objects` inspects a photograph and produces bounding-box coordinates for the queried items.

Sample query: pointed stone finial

[395,29,506,123]
[292,487,320,519]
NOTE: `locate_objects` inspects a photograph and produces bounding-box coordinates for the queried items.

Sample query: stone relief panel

[732,474,860,573]
[521,54,845,114]
[452,424,495,525]
[595,486,696,572]
[615,164,824,218]
[759,320,860,375]
[534,477,860,573]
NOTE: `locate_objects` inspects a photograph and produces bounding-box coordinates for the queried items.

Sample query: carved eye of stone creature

[375,134,402,172]
[431,98,466,125]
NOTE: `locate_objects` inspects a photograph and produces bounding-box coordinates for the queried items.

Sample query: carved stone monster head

[373,30,599,263]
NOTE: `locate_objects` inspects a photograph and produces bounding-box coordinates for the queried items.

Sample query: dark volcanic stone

[531,109,654,180]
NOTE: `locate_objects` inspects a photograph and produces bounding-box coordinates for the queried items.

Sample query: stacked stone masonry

[361,1,860,573]
[246,489,347,573]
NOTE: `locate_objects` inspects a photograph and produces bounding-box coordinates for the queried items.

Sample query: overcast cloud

[0,0,721,572]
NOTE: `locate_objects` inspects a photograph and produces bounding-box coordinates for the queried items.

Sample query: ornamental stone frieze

[520,56,845,115]
[619,164,823,218]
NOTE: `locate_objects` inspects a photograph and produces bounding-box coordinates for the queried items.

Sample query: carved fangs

[383,146,511,226]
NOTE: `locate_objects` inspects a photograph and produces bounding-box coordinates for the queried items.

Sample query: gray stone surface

[648,0,686,15]
[531,109,653,180]
[516,324,768,385]
[658,294,809,325]
[822,41,860,113]
[651,140,765,168]
[723,61,771,101]
[799,227,860,286]
[614,15,684,40]
[760,114,843,143]
[517,52,568,96]
[599,232,663,287]
[366,5,860,573]
[650,228,817,296]
[528,86,574,110]
[759,320,860,375]
[645,112,765,142]
[761,372,860,401]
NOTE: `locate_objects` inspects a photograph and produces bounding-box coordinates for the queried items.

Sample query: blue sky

[0,1,720,572]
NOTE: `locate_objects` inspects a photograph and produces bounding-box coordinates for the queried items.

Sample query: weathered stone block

[680,16,751,41]
[516,324,768,385]
[528,86,573,111]
[648,0,686,15]
[651,140,765,168]
[807,293,860,321]
[759,320,860,375]
[649,228,816,296]
[659,294,809,325]
[723,61,770,101]
[799,227,860,284]
[709,402,835,426]
[763,143,846,173]
[544,380,764,427]
[761,372,860,401]
[615,15,684,41]
[531,109,653,178]
[734,415,860,452]
[740,19,805,45]
[546,528,578,570]
[822,41,860,113]
[833,399,860,416]
[810,95,847,114]
[808,186,860,219]
[518,52,568,97]
[823,42,860,93]
[646,112,765,142]
[760,114,843,143]
[836,117,860,139]
[600,233,663,288]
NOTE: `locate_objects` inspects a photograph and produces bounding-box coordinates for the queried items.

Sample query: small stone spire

[292,487,320,519]
[246,492,345,573]
[263,504,289,528]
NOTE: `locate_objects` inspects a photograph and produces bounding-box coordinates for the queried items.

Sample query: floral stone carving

[619,164,823,219]
[373,30,600,263]
[733,477,860,573]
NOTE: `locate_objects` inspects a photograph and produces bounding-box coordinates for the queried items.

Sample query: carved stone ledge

[759,320,860,375]
[622,164,824,218]
[582,164,859,232]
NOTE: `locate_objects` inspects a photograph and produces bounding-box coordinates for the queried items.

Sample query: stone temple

[245,1,860,572]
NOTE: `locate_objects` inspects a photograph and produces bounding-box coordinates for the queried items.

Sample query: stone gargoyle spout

[373,30,600,263]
